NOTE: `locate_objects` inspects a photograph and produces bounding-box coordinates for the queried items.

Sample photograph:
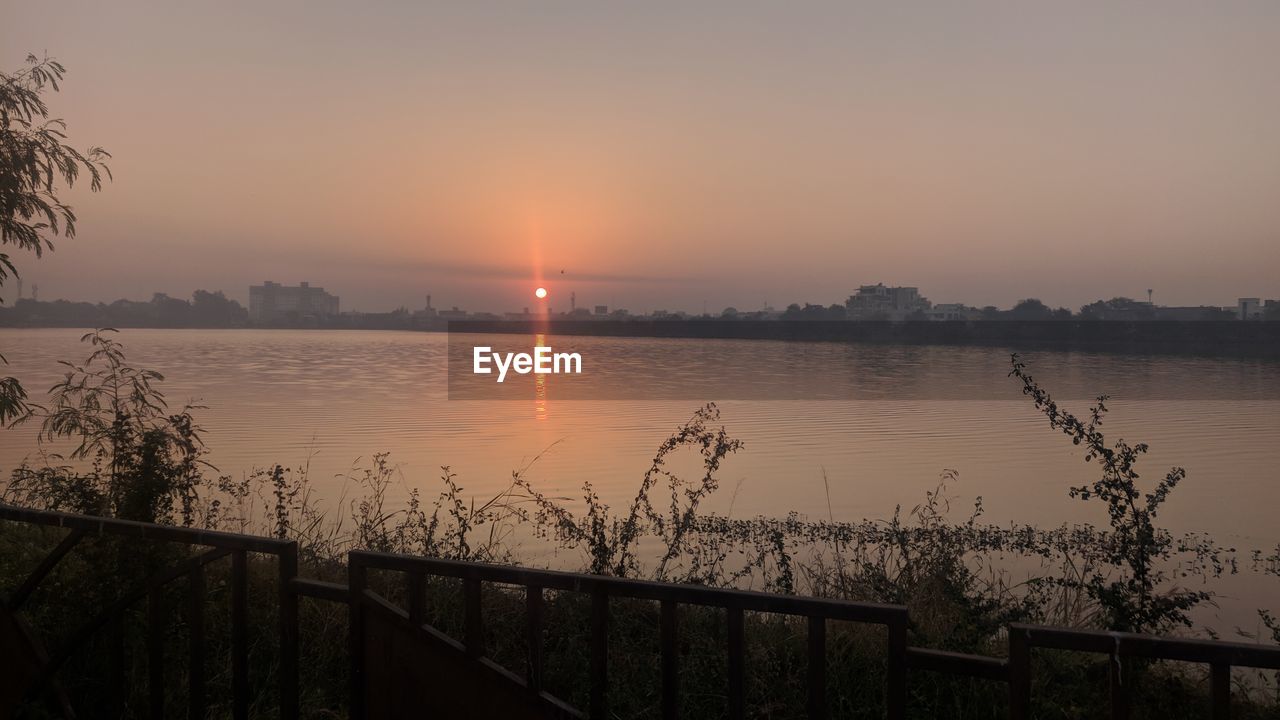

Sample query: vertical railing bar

[727,606,745,720]
[886,615,908,720]
[109,616,126,716]
[231,550,249,720]
[590,588,609,719]
[1109,651,1129,720]
[278,543,299,720]
[148,584,166,719]
[661,599,678,720]
[349,558,368,720]
[526,584,544,692]
[407,570,426,626]
[1211,663,1231,720]
[1008,628,1030,720]
[187,563,206,720]
[807,614,826,720]
[464,576,484,658]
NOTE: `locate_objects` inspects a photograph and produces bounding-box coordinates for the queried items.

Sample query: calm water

[3,328,1277,628]
[1,328,1276,542]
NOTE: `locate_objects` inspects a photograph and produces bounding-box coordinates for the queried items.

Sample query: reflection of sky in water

[1,328,1277,540]
[448,333,1280,400]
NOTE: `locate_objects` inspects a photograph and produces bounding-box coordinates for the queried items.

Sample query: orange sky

[4,1,1279,312]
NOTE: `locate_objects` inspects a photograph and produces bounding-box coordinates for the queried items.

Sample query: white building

[249,281,339,322]
[924,303,976,321]
[845,284,932,319]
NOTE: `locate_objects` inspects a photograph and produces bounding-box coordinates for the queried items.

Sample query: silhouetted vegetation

[0,291,249,329]
[2,332,1279,717]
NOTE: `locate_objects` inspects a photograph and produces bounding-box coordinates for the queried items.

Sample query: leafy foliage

[0,54,111,263]
[1009,353,1208,633]
[514,403,746,580]
[1,53,110,425]
[5,329,208,523]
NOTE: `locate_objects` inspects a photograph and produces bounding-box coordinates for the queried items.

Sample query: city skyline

[3,2,1279,312]
[4,278,1272,321]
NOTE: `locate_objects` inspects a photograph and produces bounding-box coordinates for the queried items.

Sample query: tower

[570,291,576,312]
[1147,289,1153,306]
[426,294,432,311]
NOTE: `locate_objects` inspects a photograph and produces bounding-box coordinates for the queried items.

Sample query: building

[249,281,339,323]
[1238,298,1262,320]
[1153,305,1233,321]
[845,284,931,319]
[924,303,976,321]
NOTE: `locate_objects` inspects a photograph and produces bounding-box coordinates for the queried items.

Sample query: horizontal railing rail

[905,647,1009,681]
[0,503,294,553]
[1008,622,1280,720]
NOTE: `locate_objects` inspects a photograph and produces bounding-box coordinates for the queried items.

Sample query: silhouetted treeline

[0,291,248,328]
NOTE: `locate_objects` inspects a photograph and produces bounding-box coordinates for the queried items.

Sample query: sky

[3,1,1279,313]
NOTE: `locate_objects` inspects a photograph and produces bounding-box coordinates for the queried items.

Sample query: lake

[1,328,1277,628]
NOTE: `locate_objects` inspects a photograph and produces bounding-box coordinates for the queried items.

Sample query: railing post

[349,556,367,720]
[727,606,745,720]
[1008,625,1030,720]
[661,599,679,720]
[231,550,249,720]
[1211,663,1231,720]
[526,585,544,692]
[886,613,908,720]
[278,542,299,720]
[590,587,609,719]
[807,615,826,720]
[1109,651,1129,720]
[148,584,166,719]
[464,576,484,658]
[187,564,206,720]
[407,570,426,626]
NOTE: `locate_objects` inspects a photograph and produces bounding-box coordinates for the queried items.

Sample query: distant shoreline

[4,320,1278,359]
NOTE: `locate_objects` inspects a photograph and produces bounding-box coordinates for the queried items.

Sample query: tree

[1,54,111,423]
[1009,298,1053,319]
[1078,297,1155,321]
[191,289,248,326]
[1010,355,1206,633]
[7,330,208,523]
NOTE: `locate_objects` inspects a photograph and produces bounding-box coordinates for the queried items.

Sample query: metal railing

[347,551,911,720]
[5,503,1280,719]
[1008,623,1280,720]
[0,504,299,720]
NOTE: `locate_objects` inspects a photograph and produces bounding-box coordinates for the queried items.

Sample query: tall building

[845,284,931,319]
[1238,298,1262,320]
[249,281,339,322]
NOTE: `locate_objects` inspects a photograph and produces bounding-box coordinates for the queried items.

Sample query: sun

[534,287,548,299]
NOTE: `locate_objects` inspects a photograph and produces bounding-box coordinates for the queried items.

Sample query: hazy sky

[4,1,1279,312]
